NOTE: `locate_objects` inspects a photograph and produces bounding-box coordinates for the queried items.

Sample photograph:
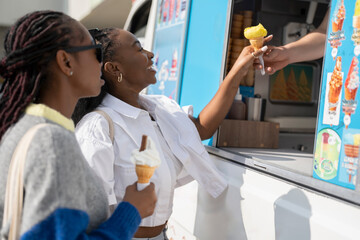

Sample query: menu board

[146,0,191,101]
[313,0,360,189]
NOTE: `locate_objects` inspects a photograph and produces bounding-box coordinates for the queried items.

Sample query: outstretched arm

[190,46,267,140]
[263,8,329,74]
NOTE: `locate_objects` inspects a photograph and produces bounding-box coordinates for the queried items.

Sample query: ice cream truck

[125,0,360,239]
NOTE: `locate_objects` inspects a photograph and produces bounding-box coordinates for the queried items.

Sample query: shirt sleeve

[20,202,141,240]
[181,105,194,116]
[76,113,117,205]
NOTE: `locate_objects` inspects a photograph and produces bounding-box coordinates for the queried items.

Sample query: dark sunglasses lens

[89,28,100,38]
[96,47,103,63]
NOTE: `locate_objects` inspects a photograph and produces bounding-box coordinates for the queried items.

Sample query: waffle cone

[328,85,342,104]
[136,164,157,184]
[344,144,360,158]
[345,87,358,100]
[354,16,360,28]
[249,37,264,50]
[332,21,339,32]
[328,61,343,107]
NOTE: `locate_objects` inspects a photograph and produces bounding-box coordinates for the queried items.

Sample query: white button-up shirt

[75,94,227,227]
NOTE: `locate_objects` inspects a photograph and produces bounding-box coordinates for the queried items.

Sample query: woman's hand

[229,35,272,78]
[123,182,157,218]
[229,45,268,80]
[231,46,262,72]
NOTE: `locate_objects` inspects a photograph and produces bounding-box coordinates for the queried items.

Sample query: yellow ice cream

[244,23,267,39]
[244,24,267,50]
[355,0,360,16]
[353,134,360,146]
[354,0,360,28]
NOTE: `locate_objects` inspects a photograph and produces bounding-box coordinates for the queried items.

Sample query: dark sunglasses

[63,44,103,63]
[89,28,103,37]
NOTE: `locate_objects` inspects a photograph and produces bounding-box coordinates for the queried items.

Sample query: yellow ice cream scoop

[244,24,267,50]
[354,134,360,146]
[244,23,267,39]
[355,0,360,16]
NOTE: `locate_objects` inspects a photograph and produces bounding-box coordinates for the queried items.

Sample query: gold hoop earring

[117,73,123,83]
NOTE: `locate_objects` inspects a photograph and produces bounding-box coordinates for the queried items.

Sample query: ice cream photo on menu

[329,0,346,58]
[332,0,345,32]
[352,0,360,55]
[342,57,359,128]
[338,131,360,189]
[323,56,343,126]
[328,57,343,116]
[313,129,341,181]
[131,135,161,191]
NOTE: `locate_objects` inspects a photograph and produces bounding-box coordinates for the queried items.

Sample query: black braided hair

[0,10,78,140]
[72,28,120,125]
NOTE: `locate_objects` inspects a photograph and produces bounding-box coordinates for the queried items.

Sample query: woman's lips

[147,65,157,73]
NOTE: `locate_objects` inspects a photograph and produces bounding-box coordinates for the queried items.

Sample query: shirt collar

[25,103,75,132]
[139,94,156,112]
[101,93,156,118]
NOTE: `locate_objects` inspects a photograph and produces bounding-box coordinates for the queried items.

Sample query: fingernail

[261,46,268,52]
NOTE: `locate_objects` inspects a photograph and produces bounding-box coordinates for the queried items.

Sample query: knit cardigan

[0,108,141,239]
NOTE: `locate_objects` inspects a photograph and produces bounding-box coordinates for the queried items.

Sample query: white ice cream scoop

[131,136,161,167]
[131,136,161,190]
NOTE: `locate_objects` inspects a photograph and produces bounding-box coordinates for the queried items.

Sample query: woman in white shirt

[73,28,268,240]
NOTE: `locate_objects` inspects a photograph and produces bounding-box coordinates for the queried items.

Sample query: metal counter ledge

[205,146,360,207]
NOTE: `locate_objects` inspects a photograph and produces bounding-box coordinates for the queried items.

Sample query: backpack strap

[93,109,114,144]
[2,123,49,240]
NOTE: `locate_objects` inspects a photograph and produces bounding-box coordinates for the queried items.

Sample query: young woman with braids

[73,28,268,240]
[0,11,157,240]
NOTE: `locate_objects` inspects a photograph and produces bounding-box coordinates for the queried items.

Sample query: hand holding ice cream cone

[131,135,161,191]
[244,23,268,75]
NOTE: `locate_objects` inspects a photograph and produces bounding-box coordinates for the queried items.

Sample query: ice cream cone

[135,164,157,184]
[131,135,161,190]
[270,69,288,100]
[244,23,267,50]
[344,57,359,101]
[328,57,343,112]
[286,68,299,101]
[328,87,342,111]
[345,88,358,100]
[332,21,339,32]
[329,83,342,104]
[332,0,345,32]
[338,18,345,31]
[298,70,311,102]
[233,14,244,22]
[249,37,264,51]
